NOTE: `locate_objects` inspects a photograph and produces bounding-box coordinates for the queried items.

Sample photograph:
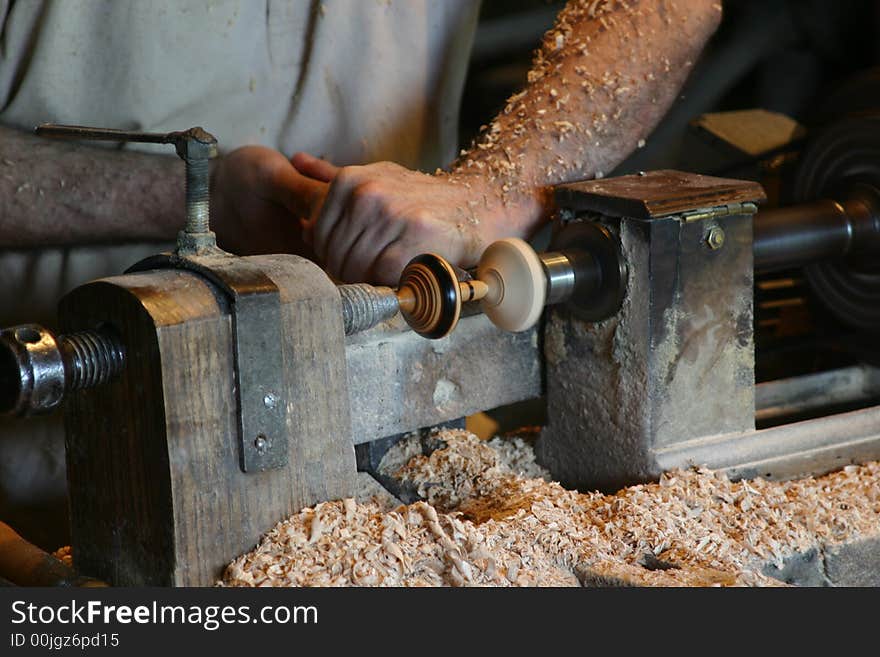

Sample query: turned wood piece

[396,253,463,339]
[477,239,547,332]
[395,238,550,338]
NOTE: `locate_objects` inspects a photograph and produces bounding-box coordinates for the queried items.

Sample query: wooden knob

[395,238,548,338]
[397,254,462,339]
[477,238,546,332]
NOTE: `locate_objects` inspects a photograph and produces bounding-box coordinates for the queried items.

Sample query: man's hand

[293,152,545,284]
[210,145,326,256]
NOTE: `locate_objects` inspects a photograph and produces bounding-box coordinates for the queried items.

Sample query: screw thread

[184,156,211,234]
[339,284,399,335]
[61,330,126,391]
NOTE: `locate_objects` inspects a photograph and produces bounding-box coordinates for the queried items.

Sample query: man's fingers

[311,168,361,263]
[269,161,327,219]
[325,205,368,279]
[367,241,411,286]
[299,217,314,248]
[340,216,404,283]
[292,152,340,183]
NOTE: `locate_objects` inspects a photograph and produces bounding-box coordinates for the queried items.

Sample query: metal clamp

[35,123,287,472]
[129,252,288,473]
[34,123,220,256]
[186,256,286,473]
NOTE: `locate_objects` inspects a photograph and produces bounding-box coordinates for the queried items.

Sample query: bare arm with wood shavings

[298,0,723,284]
[449,0,723,206]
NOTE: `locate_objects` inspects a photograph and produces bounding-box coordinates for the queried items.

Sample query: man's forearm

[449,0,723,226]
[0,125,184,248]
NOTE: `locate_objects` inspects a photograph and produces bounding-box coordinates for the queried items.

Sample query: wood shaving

[222,429,880,587]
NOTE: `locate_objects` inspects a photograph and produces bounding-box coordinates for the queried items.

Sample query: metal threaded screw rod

[338,284,400,335]
[61,330,126,391]
[184,154,211,235]
[0,325,125,417]
[34,123,219,255]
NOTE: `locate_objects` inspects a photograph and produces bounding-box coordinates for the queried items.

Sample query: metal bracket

[128,253,287,473]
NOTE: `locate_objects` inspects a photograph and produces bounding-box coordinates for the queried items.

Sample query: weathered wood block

[537,172,761,491]
[60,255,357,586]
[346,313,542,444]
[57,251,543,586]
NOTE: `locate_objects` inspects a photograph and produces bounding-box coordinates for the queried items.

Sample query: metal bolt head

[254,434,270,454]
[175,229,217,255]
[172,127,218,161]
[706,226,725,250]
[263,393,278,409]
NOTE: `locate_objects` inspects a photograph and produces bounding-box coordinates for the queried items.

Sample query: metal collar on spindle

[0,325,125,417]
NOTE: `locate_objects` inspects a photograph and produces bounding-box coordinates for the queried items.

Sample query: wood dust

[221,429,880,587]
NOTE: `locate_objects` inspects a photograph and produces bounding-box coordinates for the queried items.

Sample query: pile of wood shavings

[221,429,880,587]
[379,430,552,509]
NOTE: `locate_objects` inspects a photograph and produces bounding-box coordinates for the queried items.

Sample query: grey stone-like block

[824,536,880,587]
[761,547,829,587]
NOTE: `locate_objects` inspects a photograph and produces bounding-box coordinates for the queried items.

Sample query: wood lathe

[1,117,878,586]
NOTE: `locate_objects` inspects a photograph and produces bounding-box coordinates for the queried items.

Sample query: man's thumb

[291,151,339,183]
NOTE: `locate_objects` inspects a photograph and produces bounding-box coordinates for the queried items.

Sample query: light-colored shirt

[1,0,478,167]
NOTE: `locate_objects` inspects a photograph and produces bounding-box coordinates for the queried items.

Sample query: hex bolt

[706,225,726,250]
[263,393,278,409]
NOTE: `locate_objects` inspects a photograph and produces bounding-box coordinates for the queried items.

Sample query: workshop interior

[1,0,880,587]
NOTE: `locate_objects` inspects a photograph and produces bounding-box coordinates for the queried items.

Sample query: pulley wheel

[795,115,880,330]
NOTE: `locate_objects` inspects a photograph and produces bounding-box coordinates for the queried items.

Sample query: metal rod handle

[34,123,219,256]
[754,183,880,273]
